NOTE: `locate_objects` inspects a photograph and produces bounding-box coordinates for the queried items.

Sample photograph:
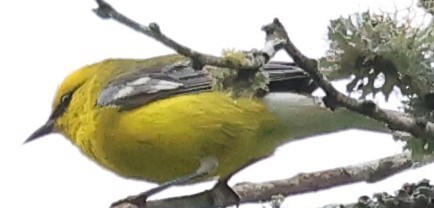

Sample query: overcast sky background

[1,0,434,207]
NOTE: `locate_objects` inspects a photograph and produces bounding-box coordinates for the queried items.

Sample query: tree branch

[111,151,434,208]
[263,18,434,142]
[93,0,285,70]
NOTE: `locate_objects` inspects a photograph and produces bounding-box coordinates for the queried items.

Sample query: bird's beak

[24,119,55,144]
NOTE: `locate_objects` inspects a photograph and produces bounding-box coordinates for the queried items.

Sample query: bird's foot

[211,180,241,208]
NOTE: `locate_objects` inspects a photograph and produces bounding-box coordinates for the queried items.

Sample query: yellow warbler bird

[25,54,385,201]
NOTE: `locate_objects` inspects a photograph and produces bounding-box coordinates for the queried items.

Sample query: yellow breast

[76,92,285,183]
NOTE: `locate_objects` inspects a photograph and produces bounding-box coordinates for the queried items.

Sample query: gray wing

[97,61,212,110]
[97,60,315,111]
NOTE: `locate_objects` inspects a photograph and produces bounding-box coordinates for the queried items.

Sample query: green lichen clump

[320,10,434,158]
[321,11,434,104]
[222,49,249,67]
[205,49,269,97]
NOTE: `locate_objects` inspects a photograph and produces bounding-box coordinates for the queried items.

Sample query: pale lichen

[203,49,270,97]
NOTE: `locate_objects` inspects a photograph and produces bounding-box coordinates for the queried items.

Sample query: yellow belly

[92,92,286,183]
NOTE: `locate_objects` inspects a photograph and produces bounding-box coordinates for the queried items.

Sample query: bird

[25,54,386,205]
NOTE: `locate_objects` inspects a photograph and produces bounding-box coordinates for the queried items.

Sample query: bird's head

[24,63,97,143]
[24,55,189,143]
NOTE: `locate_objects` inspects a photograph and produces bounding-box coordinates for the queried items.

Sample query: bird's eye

[60,92,73,104]
[49,91,75,120]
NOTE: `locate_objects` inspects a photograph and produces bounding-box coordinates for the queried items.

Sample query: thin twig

[93,0,285,70]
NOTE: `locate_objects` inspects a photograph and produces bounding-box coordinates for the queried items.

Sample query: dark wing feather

[264,61,317,93]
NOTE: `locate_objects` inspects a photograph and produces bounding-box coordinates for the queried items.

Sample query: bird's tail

[262,61,388,136]
[261,92,389,146]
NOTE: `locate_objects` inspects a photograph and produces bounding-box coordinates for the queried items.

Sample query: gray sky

[1,0,433,207]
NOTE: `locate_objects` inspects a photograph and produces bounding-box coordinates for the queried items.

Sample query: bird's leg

[210,176,241,208]
[111,156,219,208]
[209,156,269,208]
